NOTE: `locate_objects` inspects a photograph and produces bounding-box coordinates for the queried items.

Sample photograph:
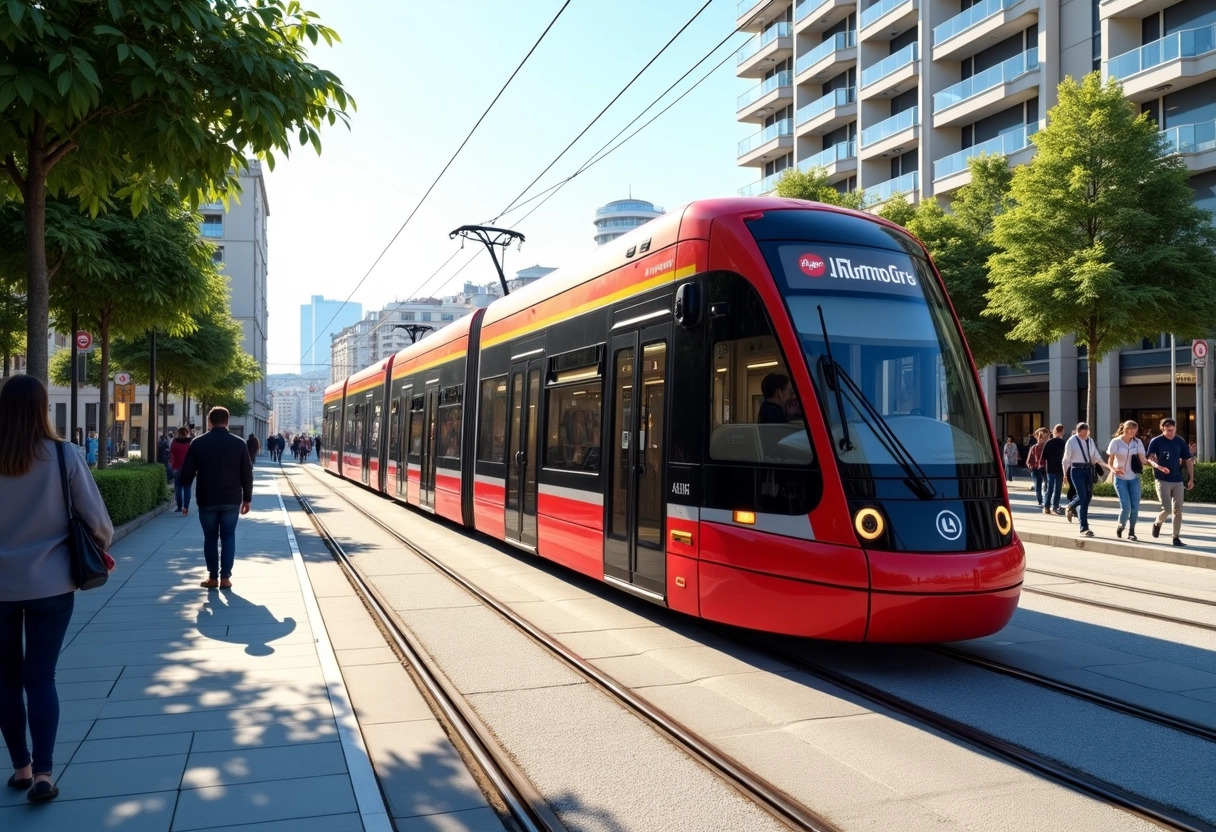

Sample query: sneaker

[1054,507,1065,516]
[1173,537,1186,547]
[1065,506,1075,522]
[1127,532,1138,541]
[1080,529,1094,537]
[1116,526,1124,539]
[1151,523,1161,538]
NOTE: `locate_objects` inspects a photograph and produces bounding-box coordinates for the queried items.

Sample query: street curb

[1016,530,1216,570]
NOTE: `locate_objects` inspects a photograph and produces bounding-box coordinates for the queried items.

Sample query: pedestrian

[85,431,98,469]
[169,427,193,516]
[1147,417,1195,547]
[1062,422,1112,537]
[157,432,171,475]
[246,432,260,464]
[1106,420,1164,541]
[179,407,254,588]
[314,434,322,460]
[1041,424,1066,515]
[1025,427,1049,508]
[1001,435,1019,483]
[0,375,114,803]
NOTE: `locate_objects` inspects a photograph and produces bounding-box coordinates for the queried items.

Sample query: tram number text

[671,482,691,497]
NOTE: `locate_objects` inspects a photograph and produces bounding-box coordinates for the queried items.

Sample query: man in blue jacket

[179,407,254,588]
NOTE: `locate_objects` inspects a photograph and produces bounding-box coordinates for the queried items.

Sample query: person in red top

[1025,427,1049,509]
[169,427,193,515]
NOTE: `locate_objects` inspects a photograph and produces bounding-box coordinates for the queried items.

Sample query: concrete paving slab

[171,773,357,831]
[0,791,178,831]
[182,741,349,788]
[335,645,401,666]
[72,733,195,764]
[188,815,368,832]
[57,754,188,800]
[188,718,342,754]
[1088,659,1216,692]
[361,720,491,820]
[395,806,506,832]
[340,662,435,724]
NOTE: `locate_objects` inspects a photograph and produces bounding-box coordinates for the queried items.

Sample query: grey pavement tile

[110,666,328,698]
[395,806,506,831]
[362,720,490,820]
[1188,687,1216,704]
[334,645,400,666]
[317,593,385,622]
[98,682,330,718]
[341,662,434,724]
[0,790,177,830]
[182,740,348,788]
[58,697,108,724]
[186,814,367,832]
[1088,659,1216,692]
[172,773,357,831]
[326,617,392,651]
[110,650,322,678]
[57,753,188,800]
[71,732,194,764]
[183,717,341,753]
[88,701,337,739]
[57,679,117,701]
[59,640,321,669]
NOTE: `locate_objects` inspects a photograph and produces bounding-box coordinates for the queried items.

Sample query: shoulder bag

[56,442,112,590]
[1129,439,1143,474]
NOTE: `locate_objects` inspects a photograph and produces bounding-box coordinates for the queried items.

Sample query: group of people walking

[1017,418,1194,544]
[262,433,319,463]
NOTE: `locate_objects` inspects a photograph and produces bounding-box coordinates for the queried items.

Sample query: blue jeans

[174,476,192,512]
[1031,469,1046,505]
[0,592,75,774]
[1067,466,1095,530]
[198,504,241,579]
[1114,476,1141,529]
[1045,472,1063,510]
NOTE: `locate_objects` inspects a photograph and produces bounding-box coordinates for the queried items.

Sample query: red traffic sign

[75,331,92,350]
[1193,339,1209,368]
[113,372,131,386]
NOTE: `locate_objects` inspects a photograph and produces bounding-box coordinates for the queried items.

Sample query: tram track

[280,467,567,832]
[1025,568,1216,608]
[287,463,842,832]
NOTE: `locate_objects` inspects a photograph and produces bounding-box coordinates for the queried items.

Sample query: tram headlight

[853,507,884,541]
[994,505,1012,536]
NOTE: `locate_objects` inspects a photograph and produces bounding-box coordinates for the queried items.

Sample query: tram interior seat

[710,424,813,465]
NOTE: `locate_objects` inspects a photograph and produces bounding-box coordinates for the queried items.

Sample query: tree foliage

[0,0,353,381]
[774,166,867,210]
[985,73,1216,425]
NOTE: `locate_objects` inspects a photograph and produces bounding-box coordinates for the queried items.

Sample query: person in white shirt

[1106,420,1165,541]
[1062,422,1113,537]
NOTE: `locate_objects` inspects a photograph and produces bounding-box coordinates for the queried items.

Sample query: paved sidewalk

[1007,479,1216,569]
[0,467,491,831]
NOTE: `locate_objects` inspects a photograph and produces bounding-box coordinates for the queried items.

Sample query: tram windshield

[765,242,995,480]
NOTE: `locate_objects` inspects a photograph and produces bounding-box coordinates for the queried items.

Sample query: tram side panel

[433,356,469,525]
[322,383,345,475]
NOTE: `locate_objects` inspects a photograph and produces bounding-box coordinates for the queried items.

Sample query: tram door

[419,387,439,510]
[506,359,543,548]
[366,401,382,489]
[391,396,407,500]
[605,326,669,596]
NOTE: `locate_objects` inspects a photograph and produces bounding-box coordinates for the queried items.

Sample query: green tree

[775,166,867,209]
[0,0,353,382]
[986,73,1216,426]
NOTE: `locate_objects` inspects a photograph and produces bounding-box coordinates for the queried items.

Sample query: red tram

[323,198,1024,642]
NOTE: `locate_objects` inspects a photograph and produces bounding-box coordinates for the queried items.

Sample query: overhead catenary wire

[296,0,573,371]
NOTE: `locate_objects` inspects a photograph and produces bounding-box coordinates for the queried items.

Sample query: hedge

[1092,462,1216,502]
[93,458,171,526]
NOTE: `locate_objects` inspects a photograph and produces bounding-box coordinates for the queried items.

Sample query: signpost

[75,331,92,351]
[1193,339,1208,368]
[114,372,131,386]
[1195,341,1210,462]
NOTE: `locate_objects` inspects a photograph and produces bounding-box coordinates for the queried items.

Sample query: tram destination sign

[779,245,923,299]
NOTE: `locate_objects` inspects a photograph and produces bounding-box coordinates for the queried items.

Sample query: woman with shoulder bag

[1106,420,1165,541]
[1025,428,1049,508]
[0,376,114,803]
[1062,422,1113,537]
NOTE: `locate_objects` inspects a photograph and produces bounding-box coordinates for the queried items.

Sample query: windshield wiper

[817,306,937,500]
[816,306,854,453]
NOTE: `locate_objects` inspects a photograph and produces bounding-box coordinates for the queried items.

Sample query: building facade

[300,295,362,375]
[593,199,665,246]
[268,371,329,436]
[735,0,1216,453]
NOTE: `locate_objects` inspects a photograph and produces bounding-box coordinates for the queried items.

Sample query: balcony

[1105,23,1216,102]
[737,21,794,77]
[794,0,856,33]
[933,47,1039,125]
[799,141,857,183]
[859,41,918,95]
[1099,0,1178,20]
[866,170,919,204]
[738,0,792,29]
[738,70,794,122]
[932,0,1038,62]
[795,30,857,81]
[738,118,795,166]
[1162,118,1216,174]
[796,86,856,135]
[858,0,917,41]
[859,106,918,159]
[933,123,1038,191]
[739,169,789,197]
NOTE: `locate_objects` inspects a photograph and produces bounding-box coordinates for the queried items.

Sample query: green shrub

[93,462,171,526]
[1092,462,1216,502]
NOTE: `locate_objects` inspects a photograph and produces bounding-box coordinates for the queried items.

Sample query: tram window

[348,404,364,455]
[438,404,462,458]
[408,396,424,458]
[544,381,603,472]
[369,403,382,453]
[478,377,508,463]
[387,400,402,463]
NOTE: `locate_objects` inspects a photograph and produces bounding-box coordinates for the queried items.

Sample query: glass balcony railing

[1106,22,1216,80]
[796,87,856,125]
[1162,118,1216,155]
[739,169,788,196]
[738,118,793,156]
[795,0,832,23]
[860,106,918,146]
[738,71,794,110]
[933,0,1018,46]
[860,0,911,29]
[933,123,1038,180]
[799,141,856,172]
[933,47,1038,112]
[860,41,918,88]
[738,0,764,19]
[868,170,919,203]
[796,30,856,74]
[737,21,793,64]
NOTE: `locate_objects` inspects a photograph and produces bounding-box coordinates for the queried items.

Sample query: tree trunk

[22,131,50,384]
[97,315,111,469]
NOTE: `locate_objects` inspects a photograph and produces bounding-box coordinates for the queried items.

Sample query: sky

[262,0,755,375]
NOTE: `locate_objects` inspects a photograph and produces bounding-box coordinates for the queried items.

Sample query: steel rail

[1026,568,1216,608]
[1023,586,1216,632]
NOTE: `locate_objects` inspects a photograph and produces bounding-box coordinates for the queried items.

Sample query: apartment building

[593,198,665,246]
[735,0,1216,451]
